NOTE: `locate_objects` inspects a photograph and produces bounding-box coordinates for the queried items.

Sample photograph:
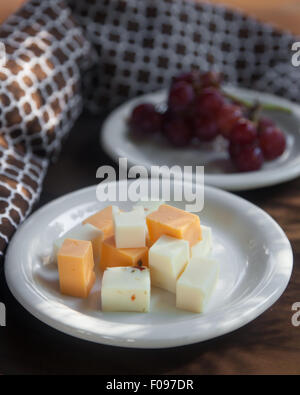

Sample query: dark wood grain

[0,113,299,375]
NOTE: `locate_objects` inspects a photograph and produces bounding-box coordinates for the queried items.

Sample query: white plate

[5,181,293,348]
[101,86,300,191]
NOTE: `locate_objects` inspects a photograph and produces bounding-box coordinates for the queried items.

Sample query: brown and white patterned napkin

[0,0,91,260]
[0,0,300,260]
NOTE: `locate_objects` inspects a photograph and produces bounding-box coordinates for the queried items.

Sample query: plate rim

[4,183,293,348]
[101,87,300,191]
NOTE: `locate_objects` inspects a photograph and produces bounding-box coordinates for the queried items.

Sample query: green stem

[223,92,292,114]
[249,103,262,125]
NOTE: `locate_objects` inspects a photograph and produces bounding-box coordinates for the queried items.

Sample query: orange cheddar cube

[146,234,154,248]
[146,204,202,247]
[83,206,116,239]
[58,239,95,298]
[100,235,149,271]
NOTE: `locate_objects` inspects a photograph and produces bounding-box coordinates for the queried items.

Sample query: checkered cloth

[68,0,299,114]
[0,0,299,259]
[0,0,92,259]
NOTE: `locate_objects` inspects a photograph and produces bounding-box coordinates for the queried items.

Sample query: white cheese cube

[112,205,120,215]
[176,256,219,313]
[149,235,190,293]
[101,266,150,312]
[113,207,146,248]
[133,199,165,216]
[191,225,212,258]
[53,223,103,263]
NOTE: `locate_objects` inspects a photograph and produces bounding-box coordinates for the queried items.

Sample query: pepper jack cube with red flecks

[101,266,151,312]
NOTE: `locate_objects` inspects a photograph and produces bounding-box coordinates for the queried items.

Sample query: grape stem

[223,92,292,114]
[248,102,262,125]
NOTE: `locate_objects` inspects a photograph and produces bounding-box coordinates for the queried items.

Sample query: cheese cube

[113,207,146,248]
[101,266,150,312]
[133,199,165,216]
[146,234,154,248]
[100,235,148,271]
[133,200,165,238]
[149,235,190,293]
[146,204,202,247]
[53,223,103,264]
[176,256,219,313]
[83,205,119,239]
[57,239,95,298]
[191,225,212,258]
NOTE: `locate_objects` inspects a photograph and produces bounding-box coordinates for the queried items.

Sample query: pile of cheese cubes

[55,200,219,313]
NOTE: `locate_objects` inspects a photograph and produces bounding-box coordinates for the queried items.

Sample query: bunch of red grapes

[129,71,286,172]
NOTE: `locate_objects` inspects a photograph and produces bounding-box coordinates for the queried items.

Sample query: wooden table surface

[0,114,299,375]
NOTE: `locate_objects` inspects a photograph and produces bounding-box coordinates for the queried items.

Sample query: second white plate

[101,86,300,191]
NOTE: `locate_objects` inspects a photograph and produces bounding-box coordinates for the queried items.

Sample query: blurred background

[0,0,299,195]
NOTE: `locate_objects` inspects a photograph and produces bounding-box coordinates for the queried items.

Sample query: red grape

[231,143,264,172]
[230,118,257,145]
[172,70,200,85]
[194,117,220,142]
[129,103,162,135]
[229,140,258,159]
[194,88,224,116]
[218,104,243,139]
[163,115,192,147]
[168,81,195,112]
[228,141,242,160]
[258,117,276,133]
[259,127,286,160]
